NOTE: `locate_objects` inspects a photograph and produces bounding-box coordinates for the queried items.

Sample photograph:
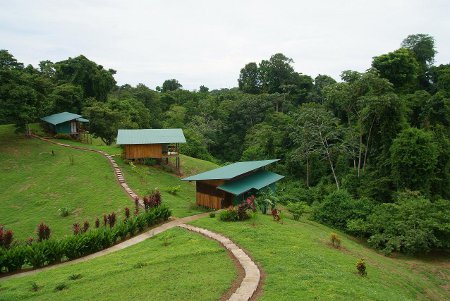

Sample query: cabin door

[70,121,77,134]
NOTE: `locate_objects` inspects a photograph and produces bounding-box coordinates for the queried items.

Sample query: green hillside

[0,124,217,240]
[191,216,450,301]
[0,228,236,301]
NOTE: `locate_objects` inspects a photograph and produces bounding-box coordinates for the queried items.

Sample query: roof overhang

[217,170,284,195]
[182,159,280,181]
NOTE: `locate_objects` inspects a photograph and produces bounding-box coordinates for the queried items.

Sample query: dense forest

[1,34,449,255]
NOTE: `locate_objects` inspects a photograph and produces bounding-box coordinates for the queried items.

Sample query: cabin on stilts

[116,129,186,171]
[40,112,89,138]
[182,159,284,209]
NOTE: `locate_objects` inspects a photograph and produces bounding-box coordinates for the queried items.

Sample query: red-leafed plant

[37,222,51,241]
[108,212,116,228]
[73,223,81,235]
[103,214,108,226]
[26,236,34,245]
[125,207,130,219]
[144,190,162,210]
[152,190,161,207]
[271,208,281,221]
[83,221,90,233]
[95,218,100,228]
[0,226,14,248]
[134,197,140,208]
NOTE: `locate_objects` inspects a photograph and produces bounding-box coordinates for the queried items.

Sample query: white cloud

[0,0,448,89]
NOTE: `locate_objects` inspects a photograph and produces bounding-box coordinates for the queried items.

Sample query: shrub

[124,207,130,219]
[36,223,51,242]
[54,282,68,292]
[287,202,308,221]
[0,226,14,249]
[73,223,81,235]
[83,221,90,233]
[356,258,367,276]
[257,198,272,214]
[330,233,341,249]
[95,218,100,228]
[2,246,26,272]
[30,281,40,292]
[313,190,375,234]
[219,208,239,222]
[166,185,181,195]
[42,240,64,264]
[0,206,171,273]
[68,274,82,280]
[209,212,216,218]
[108,212,116,228]
[135,214,146,232]
[26,243,47,268]
[58,207,70,217]
[144,189,162,210]
[271,208,281,221]
[103,214,108,227]
[366,192,450,255]
[133,262,148,269]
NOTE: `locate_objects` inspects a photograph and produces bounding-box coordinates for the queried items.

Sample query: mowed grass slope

[192,215,450,301]
[0,124,131,240]
[51,135,219,218]
[0,228,236,301]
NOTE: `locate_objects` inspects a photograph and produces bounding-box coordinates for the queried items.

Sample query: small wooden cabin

[41,112,89,136]
[116,129,186,170]
[182,159,284,209]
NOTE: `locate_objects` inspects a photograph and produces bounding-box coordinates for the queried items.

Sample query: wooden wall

[195,180,233,209]
[124,144,163,159]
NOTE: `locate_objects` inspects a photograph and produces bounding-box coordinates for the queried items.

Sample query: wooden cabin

[182,159,284,209]
[116,129,186,170]
[41,112,89,136]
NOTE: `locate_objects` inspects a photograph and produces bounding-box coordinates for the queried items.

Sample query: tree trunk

[357,128,363,177]
[363,119,375,171]
[306,155,310,187]
[328,154,340,189]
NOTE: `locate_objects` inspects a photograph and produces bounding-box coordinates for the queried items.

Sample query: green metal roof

[116,129,186,145]
[41,112,82,125]
[76,117,89,123]
[217,170,284,195]
[182,159,279,181]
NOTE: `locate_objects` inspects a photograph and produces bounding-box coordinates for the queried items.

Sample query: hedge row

[0,206,171,273]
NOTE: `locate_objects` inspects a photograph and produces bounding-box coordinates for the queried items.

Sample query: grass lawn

[0,227,237,301]
[0,125,131,240]
[0,124,220,240]
[191,215,450,301]
[45,130,219,218]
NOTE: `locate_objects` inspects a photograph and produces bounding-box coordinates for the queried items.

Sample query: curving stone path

[179,224,261,301]
[18,135,262,300]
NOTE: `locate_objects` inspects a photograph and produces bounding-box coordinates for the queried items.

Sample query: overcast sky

[1,0,449,90]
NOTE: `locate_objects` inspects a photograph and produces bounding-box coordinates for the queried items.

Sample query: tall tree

[161,79,182,92]
[390,128,438,194]
[291,103,344,189]
[372,48,419,92]
[401,34,436,67]
[54,55,116,101]
[238,62,261,94]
